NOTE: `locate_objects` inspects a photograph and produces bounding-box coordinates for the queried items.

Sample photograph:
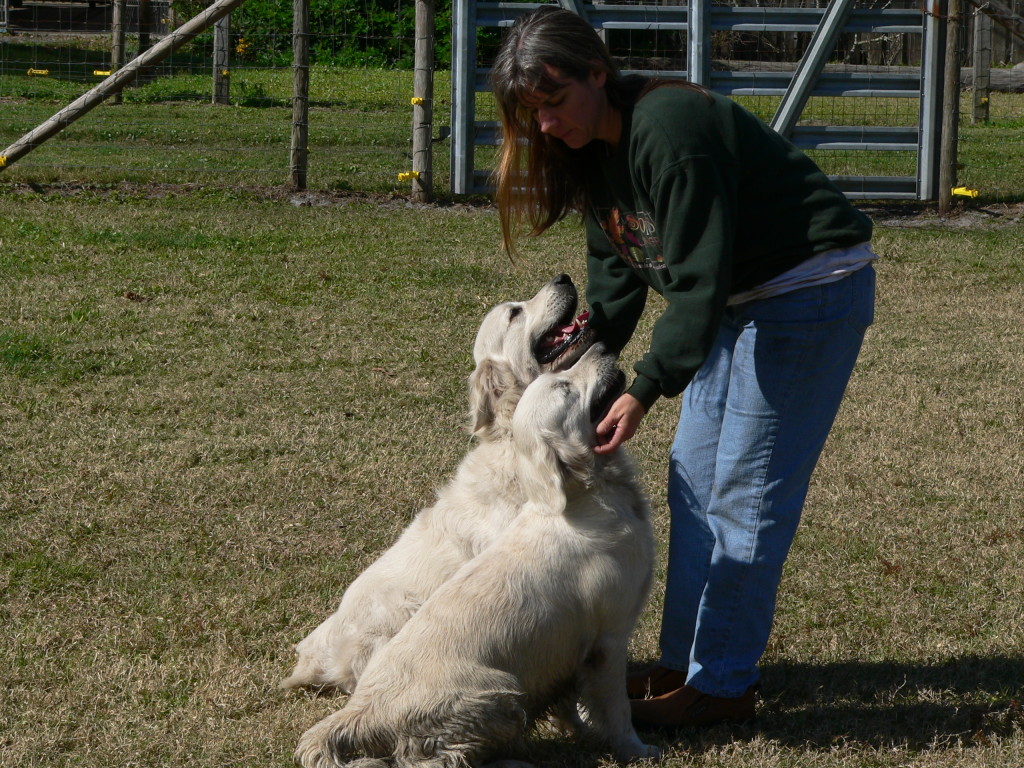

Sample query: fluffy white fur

[294,346,658,768]
[281,275,595,694]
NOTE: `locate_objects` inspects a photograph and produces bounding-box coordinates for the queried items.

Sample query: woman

[490,7,876,728]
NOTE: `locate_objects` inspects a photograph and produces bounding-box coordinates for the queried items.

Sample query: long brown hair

[490,6,701,256]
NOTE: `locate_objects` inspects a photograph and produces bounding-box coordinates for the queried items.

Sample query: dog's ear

[467,359,520,438]
[516,427,593,511]
[516,437,569,513]
[547,430,595,489]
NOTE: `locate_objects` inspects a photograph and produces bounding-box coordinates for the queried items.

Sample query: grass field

[1,64,419,192]
[1,181,1023,768]
[2,54,1024,199]
[3,34,1024,768]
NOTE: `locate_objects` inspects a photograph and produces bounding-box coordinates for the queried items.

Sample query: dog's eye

[508,306,523,322]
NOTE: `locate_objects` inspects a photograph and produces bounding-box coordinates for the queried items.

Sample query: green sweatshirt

[581,85,873,410]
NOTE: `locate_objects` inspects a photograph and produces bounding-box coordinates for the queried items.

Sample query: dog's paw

[615,741,661,763]
[638,743,662,761]
[292,742,331,768]
[293,721,339,768]
[546,699,586,737]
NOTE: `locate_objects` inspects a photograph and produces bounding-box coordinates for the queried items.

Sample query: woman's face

[520,64,620,149]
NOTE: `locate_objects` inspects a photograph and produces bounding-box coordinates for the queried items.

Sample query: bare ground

[3,181,1024,231]
[858,200,1024,229]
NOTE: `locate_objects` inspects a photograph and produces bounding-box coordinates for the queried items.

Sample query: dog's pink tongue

[559,311,589,335]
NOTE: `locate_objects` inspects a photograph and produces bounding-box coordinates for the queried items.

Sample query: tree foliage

[175,0,453,68]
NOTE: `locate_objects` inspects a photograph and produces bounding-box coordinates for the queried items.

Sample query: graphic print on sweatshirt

[596,207,665,272]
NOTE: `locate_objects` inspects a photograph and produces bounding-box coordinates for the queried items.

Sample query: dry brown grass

[2,186,1022,767]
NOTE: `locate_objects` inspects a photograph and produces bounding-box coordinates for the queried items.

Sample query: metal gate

[450,0,947,200]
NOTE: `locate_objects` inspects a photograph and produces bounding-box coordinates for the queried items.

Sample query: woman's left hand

[594,393,646,454]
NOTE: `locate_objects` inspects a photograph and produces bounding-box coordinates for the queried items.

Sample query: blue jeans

[659,264,876,697]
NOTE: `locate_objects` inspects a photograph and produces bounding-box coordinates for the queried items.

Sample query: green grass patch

[1,187,1022,767]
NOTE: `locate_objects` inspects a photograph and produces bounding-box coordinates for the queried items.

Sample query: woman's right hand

[594,393,645,454]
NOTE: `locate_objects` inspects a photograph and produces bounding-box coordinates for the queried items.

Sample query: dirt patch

[859,200,1024,230]
[0,180,487,211]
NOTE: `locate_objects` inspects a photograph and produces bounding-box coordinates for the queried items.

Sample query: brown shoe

[630,683,757,728]
[626,665,689,699]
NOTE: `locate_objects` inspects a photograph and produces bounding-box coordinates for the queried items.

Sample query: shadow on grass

[621,655,1024,757]
[284,657,1024,767]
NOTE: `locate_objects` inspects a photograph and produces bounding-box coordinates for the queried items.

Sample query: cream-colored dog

[281,275,594,694]
[294,345,658,768]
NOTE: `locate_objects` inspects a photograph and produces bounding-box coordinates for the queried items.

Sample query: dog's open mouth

[590,367,627,423]
[536,310,593,367]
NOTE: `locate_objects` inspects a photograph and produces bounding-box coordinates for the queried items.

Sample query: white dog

[294,345,658,768]
[281,275,594,694]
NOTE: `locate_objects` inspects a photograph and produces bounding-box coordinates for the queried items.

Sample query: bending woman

[491,6,876,728]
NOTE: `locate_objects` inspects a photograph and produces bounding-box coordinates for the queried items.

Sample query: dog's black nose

[552,273,572,286]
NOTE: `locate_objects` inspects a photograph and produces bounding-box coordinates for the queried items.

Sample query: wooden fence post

[411,0,435,202]
[110,0,126,105]
[213,14,231,105]
[938,0,961,216]
[138,0,153,82]
[290,0,310,189]
[972,7,991,124]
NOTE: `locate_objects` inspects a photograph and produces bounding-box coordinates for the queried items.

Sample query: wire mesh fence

[1,0,431,192]
[0,0,1022,200]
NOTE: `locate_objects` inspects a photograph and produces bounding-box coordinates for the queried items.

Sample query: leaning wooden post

[110,0,126,105]
[410,0,435,202]
[290,0,310,189]
[0,0,251,173]
[938,0,961,216]
[213,13,231,104]
[972,7,991,124]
